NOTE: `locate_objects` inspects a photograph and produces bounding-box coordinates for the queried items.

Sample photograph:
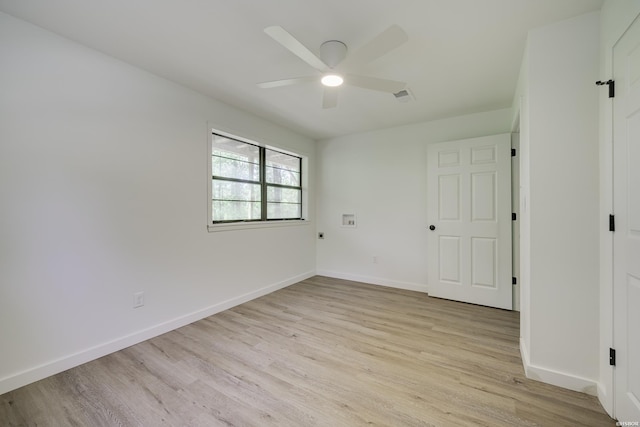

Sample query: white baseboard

[316,270,429,293]
[519,337,531,368]
[519,338,599,396]
[0,271,315,395]
[598,382,614,418]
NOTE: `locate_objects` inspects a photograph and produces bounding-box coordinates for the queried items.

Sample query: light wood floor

[1,276,614,426]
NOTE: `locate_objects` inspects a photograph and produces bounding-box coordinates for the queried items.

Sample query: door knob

[429,225,436,231]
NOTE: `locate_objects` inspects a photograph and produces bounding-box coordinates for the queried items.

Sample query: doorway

[426,134,512,310]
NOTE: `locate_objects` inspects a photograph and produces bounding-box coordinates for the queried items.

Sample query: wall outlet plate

[341,213,356,228]
[133,291,144,308]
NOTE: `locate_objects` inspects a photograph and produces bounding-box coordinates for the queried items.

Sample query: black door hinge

[610,348,616,366]
[512,277,517,285]
[511,148,516,157]
[596,80,615,98]
[609,214,615,232]
[512,213,517,221]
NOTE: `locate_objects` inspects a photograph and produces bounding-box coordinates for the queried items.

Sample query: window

[211,132,303,224]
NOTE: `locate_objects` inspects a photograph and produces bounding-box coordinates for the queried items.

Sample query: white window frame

[207,127,309,232]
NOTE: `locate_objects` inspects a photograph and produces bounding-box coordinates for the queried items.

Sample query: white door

[427,134,512,310]
[613,14,640,422]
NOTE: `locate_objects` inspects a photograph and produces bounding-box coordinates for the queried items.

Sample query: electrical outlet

[133,291,144,308]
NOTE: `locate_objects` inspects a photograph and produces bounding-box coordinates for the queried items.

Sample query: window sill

[207,219,310,233]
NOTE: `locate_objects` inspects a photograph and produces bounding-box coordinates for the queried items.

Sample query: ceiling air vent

[393,88,414,103]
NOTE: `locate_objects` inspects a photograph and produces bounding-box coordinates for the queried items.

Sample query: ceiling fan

[258,25,409,108]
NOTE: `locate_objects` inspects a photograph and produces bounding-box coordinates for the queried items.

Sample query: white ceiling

[0,0,603,140]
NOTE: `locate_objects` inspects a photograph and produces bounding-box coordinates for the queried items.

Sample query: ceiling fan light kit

[321,74,344,87]
[260,25,408,108]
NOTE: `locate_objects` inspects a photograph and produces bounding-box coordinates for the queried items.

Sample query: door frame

[511,131,520,312]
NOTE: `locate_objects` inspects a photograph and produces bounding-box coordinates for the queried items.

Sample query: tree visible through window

[211,133,302,223]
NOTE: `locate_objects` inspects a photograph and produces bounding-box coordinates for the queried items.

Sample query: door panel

[439,174,461,220]
[471,172,496,221]
[471,145,497,164]
[613,14,640,422]
[471,237,497,288]
[438,150,460,167]
[427,134,512,310]
[439,236,461,284]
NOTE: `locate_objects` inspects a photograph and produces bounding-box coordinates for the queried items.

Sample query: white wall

[316,109,511,290]
[598,0,640,416]
[0,12,316,394]
[515,11,601,394]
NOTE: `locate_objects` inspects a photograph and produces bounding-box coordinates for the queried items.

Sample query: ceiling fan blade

[257,76,317,89]
[342,25,408,68]
[264,26,328,72]
[322,88,339,109]
[344,74,407,93]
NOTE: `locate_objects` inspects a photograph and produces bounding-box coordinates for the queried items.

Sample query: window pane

[267,186,301,204]
[212,181,261,221]
[213,181,261,202]
[267,186,301,219]
[267,202,301,219]
[266,149,300,186]
[212,135,260,181]
[213,201,261,221]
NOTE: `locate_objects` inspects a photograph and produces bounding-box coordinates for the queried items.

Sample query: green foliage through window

[212,133,302,223]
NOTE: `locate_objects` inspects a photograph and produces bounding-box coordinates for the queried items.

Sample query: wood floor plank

[0,276,615,426]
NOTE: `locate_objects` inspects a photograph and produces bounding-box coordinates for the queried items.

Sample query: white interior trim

[520,338,599,396]
[317,270,429,294]
[208,219,310,233]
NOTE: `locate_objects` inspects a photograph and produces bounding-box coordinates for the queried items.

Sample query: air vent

[393,89,414,103]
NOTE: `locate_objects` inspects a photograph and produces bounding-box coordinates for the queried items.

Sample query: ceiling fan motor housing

[320,40,347,68]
